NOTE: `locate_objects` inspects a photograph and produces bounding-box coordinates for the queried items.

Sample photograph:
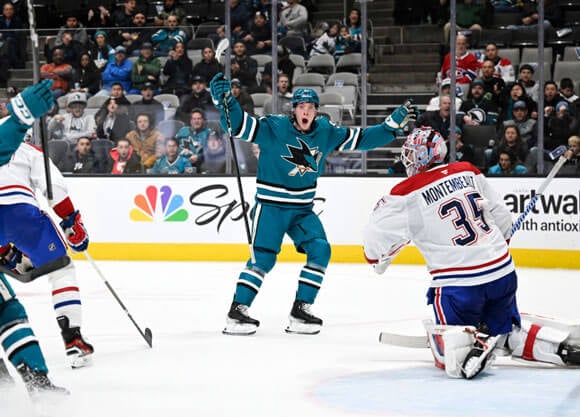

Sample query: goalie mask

[401,127,447,177]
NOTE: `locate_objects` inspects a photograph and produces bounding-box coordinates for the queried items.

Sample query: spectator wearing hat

[175,108,210,172]
[458,78,499,126]
[151,14,188,55]
[96,45,133,96]
[89,30,115,72]
[177,75,213,123]
[105,137,144,174]
[130,82,165,124]
[517,64,539,102]
[40,47,74,99]
[47,91,97,143]
[426,78,463,111]
[63,136,104,174]
[192,46,223,88]
[505,100,537,147]
[130,42,162,93]
[231,40,258,90]
[499,81,537,123]
[242,11,272,55]
[231,78,255,115]
[162,41,193,97]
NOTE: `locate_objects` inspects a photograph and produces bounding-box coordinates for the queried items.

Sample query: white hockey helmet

[401,127,447,177]
[67,92,87,107]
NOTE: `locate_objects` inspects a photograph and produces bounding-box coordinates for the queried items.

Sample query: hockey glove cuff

[384,99,418,131]
[59,211,89,253]
[8,79,55,126]
[210,72,235,111]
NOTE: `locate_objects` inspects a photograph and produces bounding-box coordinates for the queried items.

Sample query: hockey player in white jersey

[363,127,580,379]
[0,79,94,369]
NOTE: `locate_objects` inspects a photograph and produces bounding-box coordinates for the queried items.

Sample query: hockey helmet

[401,127,447,177]
[292,88,319,108]
[67,92,87,107]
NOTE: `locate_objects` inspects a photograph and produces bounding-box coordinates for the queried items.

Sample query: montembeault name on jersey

[421,175,476,206]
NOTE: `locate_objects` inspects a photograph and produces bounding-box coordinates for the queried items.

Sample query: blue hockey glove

[7,79,55,126]
[209,72,235,110]
[384,99,419,131]
[59,210,89,253]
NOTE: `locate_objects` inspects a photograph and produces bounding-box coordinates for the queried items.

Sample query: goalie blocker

[423,313,580,379]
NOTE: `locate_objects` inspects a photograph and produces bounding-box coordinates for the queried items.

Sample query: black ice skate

[557,343,580,365]
[285,300,323,335]
[0,358,14,386]
[223,302,260,335]
[58,316,94,368]
[16,363,69,397]
[461,327,499,379]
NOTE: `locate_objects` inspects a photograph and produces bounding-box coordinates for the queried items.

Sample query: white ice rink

[3,261,580,417]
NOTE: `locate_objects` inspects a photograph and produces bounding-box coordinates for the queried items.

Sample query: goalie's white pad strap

[509,322,569,366]
[521,312,580,343]
[10,94,35,126]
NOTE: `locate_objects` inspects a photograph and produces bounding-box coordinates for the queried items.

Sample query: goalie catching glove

[209,72,235,111]
[384,99,419,132]
[8,79,55,126]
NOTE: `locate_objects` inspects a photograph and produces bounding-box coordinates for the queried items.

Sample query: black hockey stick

[84,251,153,348]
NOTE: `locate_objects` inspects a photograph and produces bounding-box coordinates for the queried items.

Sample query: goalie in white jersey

[363,127,580,379]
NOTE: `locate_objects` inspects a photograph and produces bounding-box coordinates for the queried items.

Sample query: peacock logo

[130,185,189,222]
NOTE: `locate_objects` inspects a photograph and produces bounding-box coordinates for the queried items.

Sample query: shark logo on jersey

[282,138,322,176]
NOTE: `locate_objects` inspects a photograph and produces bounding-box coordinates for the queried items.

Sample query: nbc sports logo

[130,185,189,222]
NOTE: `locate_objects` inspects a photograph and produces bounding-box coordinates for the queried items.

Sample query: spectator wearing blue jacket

[95,46,133,96]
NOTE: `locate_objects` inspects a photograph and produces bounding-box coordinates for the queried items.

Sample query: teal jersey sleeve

[0,115,31,166]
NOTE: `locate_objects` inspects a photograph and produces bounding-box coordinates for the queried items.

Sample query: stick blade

[378,331,429,348]
[549,145,567,160]
[144,328,153,348]
[215,38,230,58]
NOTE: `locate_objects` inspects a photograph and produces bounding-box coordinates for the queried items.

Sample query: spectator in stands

[458,79,499,126]
[545,100,579,152]
[154,0,187,26]
[95,97,132,142]
[151,14,188,55]
[0,2,25,69]
[415,94,454,139]
[96,46,133,96]
[278,0,308,38]
[122,11,154,56]
[559,135,580,176]
[345,8,362,53]
[309,22,339,57]
[58,31,84,69]
[499,81,537,122]
[253,0,272,20]
[150,137,194,174]
[231,78,255,115]
[260,45,296,92]
[334,25,356,62]
[439,34,480,86]
[106,137,144,174]
[559,78,579,109]
[63,136,103,174]
[89,30,115,72]
[446,126,476,165]
[162,41,193,97]
[130,82,164,125]
[479,42,514,82]
[111,0,138,43]
[175,108,209,172]
[48,92,97,143]
[486,122,529,168]
[108,82,132,108]
[505,100,537,147]
[479,59,505,106]
[126,112,165,170]
[202,130,227,173]
[0,36,9,86]
[86,3,112,29]
[443,0,484,43]
[264,73,293,115]
[130,42,161,93]
[193,47,223,88]
[543,81,567,116]
[231,40,258,90]
[517,64,540,102]
[177,75,214,123]
[426,78,463,111]
[242,11,272,55]
[40,47,73,99]
[208,24,227,48]
[510,0,562,30]
[51,12,89,49]
[230,0,252,39]
[488,148,528,175]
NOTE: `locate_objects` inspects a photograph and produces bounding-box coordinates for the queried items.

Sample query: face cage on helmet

[401,128,445,177]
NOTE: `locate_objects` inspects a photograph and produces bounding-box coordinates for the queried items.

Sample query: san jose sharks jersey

[223,102,397,207]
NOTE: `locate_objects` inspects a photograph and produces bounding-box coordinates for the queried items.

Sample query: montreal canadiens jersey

[224,105,395,207]
[0,142,69,208]
[363,161,514,287]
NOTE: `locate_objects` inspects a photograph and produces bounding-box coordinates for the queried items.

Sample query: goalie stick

[378,145,573,348]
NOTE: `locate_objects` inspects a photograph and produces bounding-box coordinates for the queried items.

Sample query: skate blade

[285,321,321,335]
[69,353,93,369]
[223,322,258,336]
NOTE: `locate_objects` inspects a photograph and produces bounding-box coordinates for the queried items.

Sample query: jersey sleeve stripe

[337,127,361,151]
[234,112,258,143]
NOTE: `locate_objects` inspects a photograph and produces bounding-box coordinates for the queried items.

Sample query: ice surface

[2,261,580,417]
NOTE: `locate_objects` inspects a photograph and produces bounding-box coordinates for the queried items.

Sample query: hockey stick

[215,37,230,59]
[83,251,153,348]
[25,0,53,202]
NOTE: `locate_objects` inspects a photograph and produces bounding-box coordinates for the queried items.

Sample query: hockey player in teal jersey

[0,79,69,395]
[210,72,418,335]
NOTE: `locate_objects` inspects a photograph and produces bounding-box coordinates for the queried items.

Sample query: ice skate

[461,328,499,379]
[16,363,69,397]
[285,300,322,335]
[0,358,14,386]
[58,316,94,368]
[223,302,260,335]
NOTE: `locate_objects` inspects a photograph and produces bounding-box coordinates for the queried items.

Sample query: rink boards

[59,176,579,268]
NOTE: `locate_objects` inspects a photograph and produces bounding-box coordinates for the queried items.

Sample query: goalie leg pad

[424,320,477,378]
[509,321,570,366]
